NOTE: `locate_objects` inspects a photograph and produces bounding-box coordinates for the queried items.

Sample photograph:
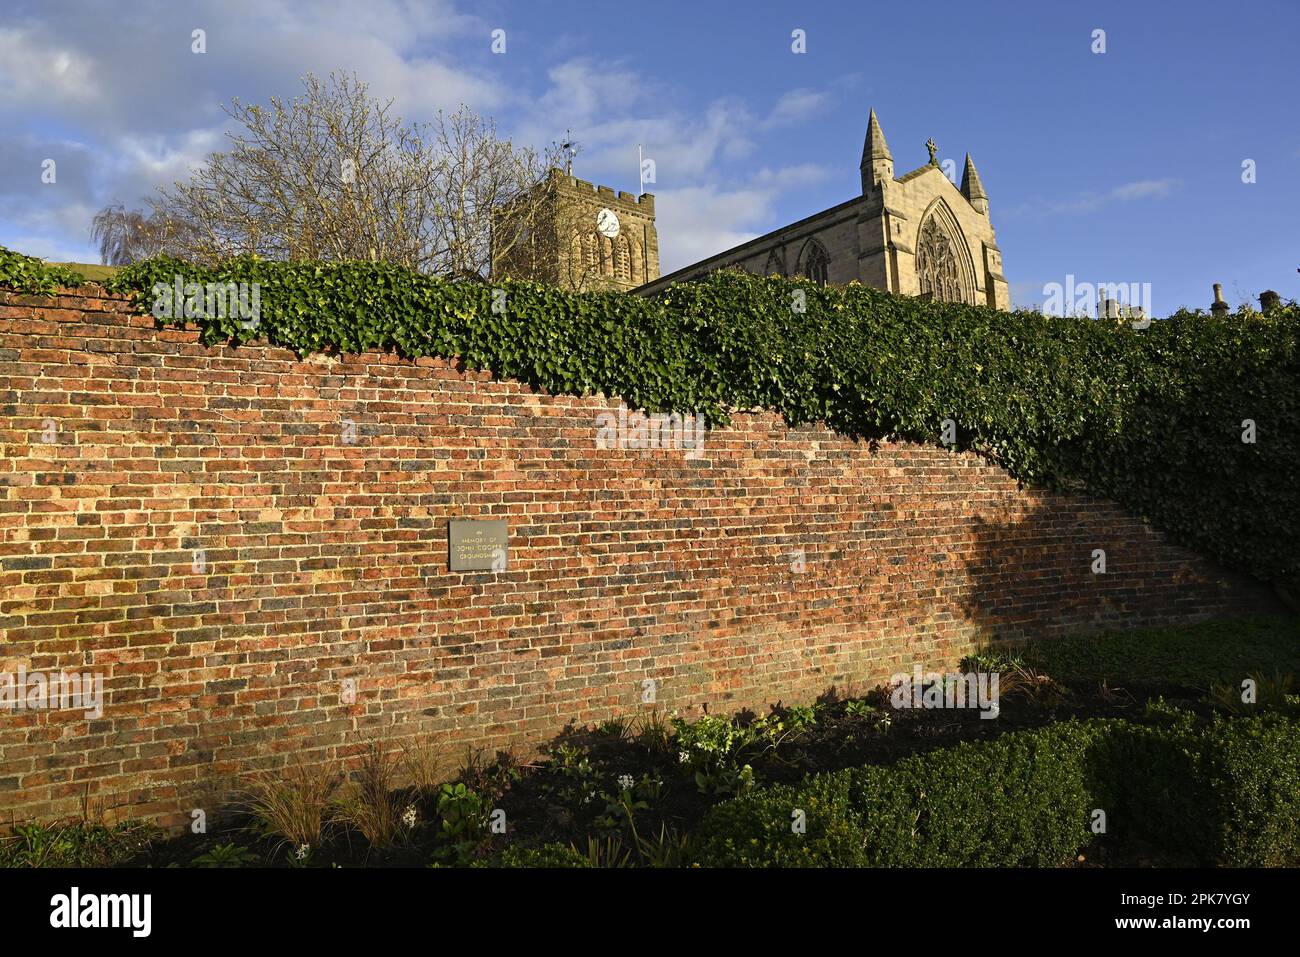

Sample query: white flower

[401,804,418,828]
[617,773,634,790]
[295,843,310,861]
[678,751,690,764]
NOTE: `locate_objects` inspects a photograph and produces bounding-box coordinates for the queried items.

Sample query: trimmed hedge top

[2,245,1297,593]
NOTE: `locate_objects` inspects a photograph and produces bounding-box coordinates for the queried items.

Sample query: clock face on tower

[595,207,620,239]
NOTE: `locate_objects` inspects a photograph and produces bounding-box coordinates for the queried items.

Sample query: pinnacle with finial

[961,153,988,202]
[862,109,892,163]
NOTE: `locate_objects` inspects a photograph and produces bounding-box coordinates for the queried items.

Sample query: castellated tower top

[491,168,659,292]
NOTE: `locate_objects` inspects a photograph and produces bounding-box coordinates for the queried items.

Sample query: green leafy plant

[484,842,592,868]
[429,782,491,865]
[596,717,632,741]
[696,711,1300,868]
[672,713,760,795]
[0,246,87,295]
[962,649,1026,672]
[672,713,756,763]
[595,773,660,832]
[190,842,261,868]
[0,820,151,868]
[573,834,634,868]
[632,823,696,868]
[844,698,892,730]
[753,704,818,743]
[436,782,485,841]
[544,743,604,816]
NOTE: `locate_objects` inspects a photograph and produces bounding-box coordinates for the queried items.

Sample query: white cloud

[761,88,831,129]
[1108,179,1178,202]
[516,66,844,194]
[654,165,834,273]
[109,128,227,196]
[654,185,770,272]
[0,4,849,273]
[1005,177,1181,218]
[0,0,497,134]
[0,27,104,112]
[538,60,651,123]
[0,0,504,258]
[514,61,758,188]
[751,164,831,189]
[0,199,101,263]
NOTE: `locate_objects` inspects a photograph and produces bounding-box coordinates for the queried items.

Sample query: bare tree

[427,107,563,279]
[152,72,556,278]
[90,203,190,265]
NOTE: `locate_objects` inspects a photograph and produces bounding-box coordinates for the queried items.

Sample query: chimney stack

[1259,289,1282,313]
[1211,283,1229,317]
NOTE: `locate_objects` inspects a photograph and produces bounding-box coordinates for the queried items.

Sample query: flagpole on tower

[638,144,644,196]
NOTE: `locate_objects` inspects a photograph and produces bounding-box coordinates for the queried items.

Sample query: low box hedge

[1201,713,1300,866]
[696,720,1111,867]
[695,712,1300,867]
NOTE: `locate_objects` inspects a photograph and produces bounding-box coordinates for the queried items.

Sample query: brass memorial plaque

[448,519,508,572]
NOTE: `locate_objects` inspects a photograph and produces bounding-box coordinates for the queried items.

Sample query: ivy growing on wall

[0,247,91,295]
[2,245,1297,594]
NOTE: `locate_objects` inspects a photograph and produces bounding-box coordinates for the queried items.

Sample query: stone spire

[860,109,893,193]
[960,153,989,215]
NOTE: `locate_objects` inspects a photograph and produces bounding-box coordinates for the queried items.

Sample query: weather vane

[560,130,579,175]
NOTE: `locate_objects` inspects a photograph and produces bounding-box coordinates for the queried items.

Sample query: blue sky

[1,0,1296,313]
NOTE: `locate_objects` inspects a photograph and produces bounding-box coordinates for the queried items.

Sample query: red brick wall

[0,288,1278,826]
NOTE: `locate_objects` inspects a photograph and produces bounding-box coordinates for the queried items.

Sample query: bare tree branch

[143,72,555,279]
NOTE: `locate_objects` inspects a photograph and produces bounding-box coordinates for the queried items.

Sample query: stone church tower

[491,168,660,293]
[638,110,1010,310]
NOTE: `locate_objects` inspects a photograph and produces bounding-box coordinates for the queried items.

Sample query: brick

[0,287,1279,827]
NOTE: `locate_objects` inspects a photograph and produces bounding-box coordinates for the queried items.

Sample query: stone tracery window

[916,215,966,304]
[798,239,830,286]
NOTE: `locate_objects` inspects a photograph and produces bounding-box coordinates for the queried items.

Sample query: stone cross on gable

[926,138,938,165]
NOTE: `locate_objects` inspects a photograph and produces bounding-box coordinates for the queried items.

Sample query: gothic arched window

[599,235,614,276]
[916,215,966,304]
[629,237,644,285]
[614,236,631,282]
[765,247,786,277]
[797,239,830,286]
